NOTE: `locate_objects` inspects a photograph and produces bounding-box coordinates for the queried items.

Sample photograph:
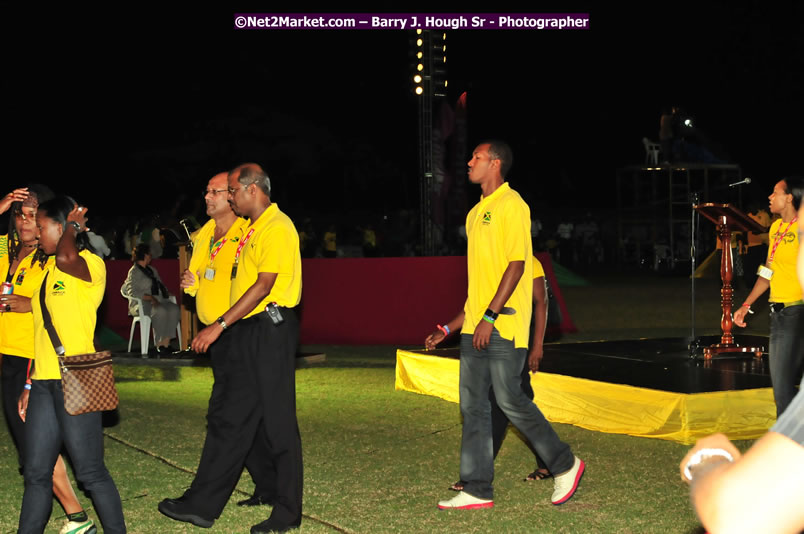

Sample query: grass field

[0,273,762,533]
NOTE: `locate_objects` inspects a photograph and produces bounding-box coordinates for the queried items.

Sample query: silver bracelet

[683,448,734,481]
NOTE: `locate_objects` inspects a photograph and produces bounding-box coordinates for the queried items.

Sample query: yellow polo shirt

[767,219,802,303]
[230,203,302,318]
[533,256,545,279]
[463,183,533,348]
[31,250,106,380]
[185,217,248,325]
[0,236,53,358]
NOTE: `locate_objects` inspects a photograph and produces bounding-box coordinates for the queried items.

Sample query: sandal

[449,480,466,492]
[524,469,552,481]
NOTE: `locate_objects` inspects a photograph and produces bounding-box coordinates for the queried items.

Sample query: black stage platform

[431,335,771,394]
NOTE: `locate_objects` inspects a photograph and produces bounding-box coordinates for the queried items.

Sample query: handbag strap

[38,271,66,356]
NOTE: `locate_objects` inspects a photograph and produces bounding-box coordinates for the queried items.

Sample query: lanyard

[768,217,798,266]
[208,236,227,264]
[234,228,255,265]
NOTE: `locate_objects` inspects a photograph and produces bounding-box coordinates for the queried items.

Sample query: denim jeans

[459,331,573,500]
[19,380,126,534]
[769,304,804,417]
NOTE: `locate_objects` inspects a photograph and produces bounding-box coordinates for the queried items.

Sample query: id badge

[757,265,774,280]
[204,268,215,281]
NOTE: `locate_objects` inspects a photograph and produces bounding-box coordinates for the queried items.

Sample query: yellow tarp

[395,349,776,445]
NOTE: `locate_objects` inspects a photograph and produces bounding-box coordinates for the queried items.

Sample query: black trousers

[1,354,31,470]
[209,330,278,501]
[183,310,303,526]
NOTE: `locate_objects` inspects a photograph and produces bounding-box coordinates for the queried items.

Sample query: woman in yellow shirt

[0,187,96,534]
[16,197,125,533]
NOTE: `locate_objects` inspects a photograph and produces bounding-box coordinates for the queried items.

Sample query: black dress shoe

[237,494,276,507]
[158,497,214,528]
[250,518,299,533]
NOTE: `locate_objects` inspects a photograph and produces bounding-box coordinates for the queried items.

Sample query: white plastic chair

[642,137,661,165]
[120,285,181,356]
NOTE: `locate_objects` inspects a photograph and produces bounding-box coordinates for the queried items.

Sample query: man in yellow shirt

[179,172,277,509]
[435,141,584,510]
[734,177,804,416]
[428,257,554,490]
[159,164,303,534]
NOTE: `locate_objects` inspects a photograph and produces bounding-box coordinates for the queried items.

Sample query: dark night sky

[4,4,803,229]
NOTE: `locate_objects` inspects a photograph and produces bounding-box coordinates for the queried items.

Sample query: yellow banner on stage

[395,349,776,445]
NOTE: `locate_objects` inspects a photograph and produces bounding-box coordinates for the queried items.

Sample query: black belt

[239,306,295,324]
[770,301,804,313]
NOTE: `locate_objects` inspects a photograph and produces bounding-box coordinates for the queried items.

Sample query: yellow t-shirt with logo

[185,217,248,325]
[31,250,106,380]
[0,236,53,358]
[230,204,302,318]
[767,219,802,303]
[463,183,533,349]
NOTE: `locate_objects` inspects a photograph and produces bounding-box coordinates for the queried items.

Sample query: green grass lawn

[0,347,744,534]
[0,273,761,533]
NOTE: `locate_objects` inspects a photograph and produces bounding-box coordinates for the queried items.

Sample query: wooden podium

[178,243,198,349]
[694,203,767,359]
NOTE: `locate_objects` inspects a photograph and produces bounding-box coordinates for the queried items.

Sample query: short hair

[36,196,93,254]
[481,139,514,178]
[133,243,151,261]
[782,176,804,211]
[232,163,271,197]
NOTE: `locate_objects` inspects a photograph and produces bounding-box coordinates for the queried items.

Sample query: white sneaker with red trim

[551,456,585,505]
[437,491,494,510]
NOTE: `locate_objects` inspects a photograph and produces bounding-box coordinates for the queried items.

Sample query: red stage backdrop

[102,254,576,346]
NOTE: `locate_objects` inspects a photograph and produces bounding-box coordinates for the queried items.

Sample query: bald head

[230,163,271,197]
[205,172,235,219]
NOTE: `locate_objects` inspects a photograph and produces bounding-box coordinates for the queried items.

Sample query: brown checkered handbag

[57,351,119,415]
[39,274,119,415]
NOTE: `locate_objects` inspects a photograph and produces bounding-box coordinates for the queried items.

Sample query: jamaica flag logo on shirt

[52,281,66,295]
[482,211,492,225]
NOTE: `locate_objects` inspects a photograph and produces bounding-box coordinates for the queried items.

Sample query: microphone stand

[689,191,701,358]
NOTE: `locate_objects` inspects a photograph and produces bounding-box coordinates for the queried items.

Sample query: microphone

[728,177,752,188]
[179,219,194,249]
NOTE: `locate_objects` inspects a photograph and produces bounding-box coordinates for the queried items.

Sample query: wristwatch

[216,316,228,330]
[68,221,82,233]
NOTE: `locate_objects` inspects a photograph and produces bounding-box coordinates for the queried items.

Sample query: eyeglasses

[227,185,248,195]
[203,189,228,197]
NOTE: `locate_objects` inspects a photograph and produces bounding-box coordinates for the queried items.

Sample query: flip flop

[525,469,553,481]
[449,480,466,492]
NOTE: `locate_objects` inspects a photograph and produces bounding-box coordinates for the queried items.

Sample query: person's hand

[0,188,29,215]
[66,204,89,232]
[528,346,544,373]
[0,294,32,313]
[425,330,445,350]
[191,323,223,353]
[180,269,198,289]
[733,306,750,328]
[473,319,493,350]
[679,433,742,484]
[17,388,30,422]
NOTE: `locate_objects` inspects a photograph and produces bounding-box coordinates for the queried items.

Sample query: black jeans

[769,304,804,417]
[1,354,30,470]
